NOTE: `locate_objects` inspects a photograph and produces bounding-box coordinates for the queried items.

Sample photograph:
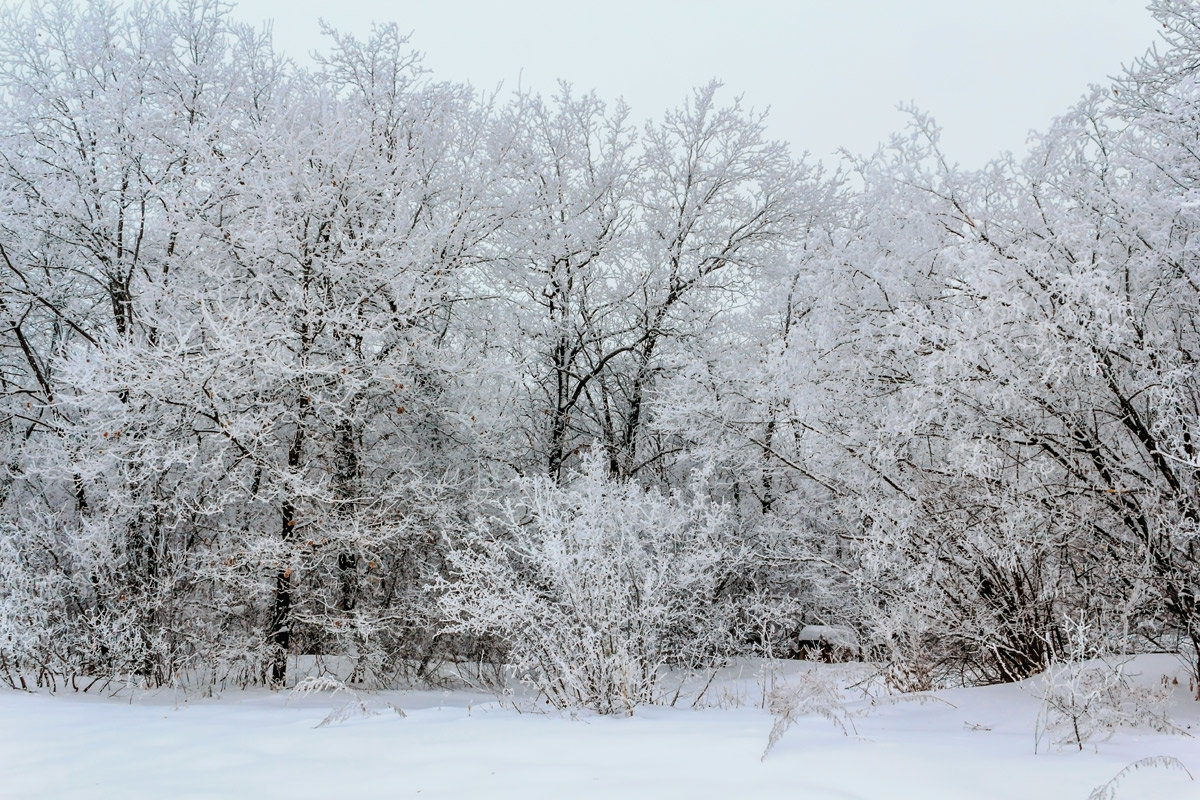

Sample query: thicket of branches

[1,0,1198,710]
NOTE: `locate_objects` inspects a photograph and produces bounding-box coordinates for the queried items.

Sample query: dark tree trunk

[268,397,307,686]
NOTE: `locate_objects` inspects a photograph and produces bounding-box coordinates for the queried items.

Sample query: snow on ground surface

[2,655,1198,800]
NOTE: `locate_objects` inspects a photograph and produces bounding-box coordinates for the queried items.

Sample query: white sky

[230,0,1161,168]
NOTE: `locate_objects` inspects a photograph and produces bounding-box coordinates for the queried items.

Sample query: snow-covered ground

[2,655,1197,800]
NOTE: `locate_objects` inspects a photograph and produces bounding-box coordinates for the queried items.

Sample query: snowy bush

[440,457,746,714]
[1034,617,1179,752]
[1035,658,1177,752]
[761,669,857,759]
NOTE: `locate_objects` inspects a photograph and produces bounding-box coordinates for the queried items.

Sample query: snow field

[2,656,1197,800]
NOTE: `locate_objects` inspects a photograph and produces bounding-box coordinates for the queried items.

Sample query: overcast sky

[231,0,1161,168]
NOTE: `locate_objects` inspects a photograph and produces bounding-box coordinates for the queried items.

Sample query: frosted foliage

[441,457,742,714]
[1036,660,1176,751]
[4,0,1200,703]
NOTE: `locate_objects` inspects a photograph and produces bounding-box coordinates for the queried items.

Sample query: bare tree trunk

[268,398,307,686]
[334,416,359,613]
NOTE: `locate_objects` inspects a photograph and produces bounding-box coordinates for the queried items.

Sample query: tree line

[1,0,1198,710]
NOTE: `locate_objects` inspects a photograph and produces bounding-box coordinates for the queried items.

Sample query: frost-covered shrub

[1027,613,1181,752]
[0,512,179,690]
[761,669,857,759]
[1034,657,1176,752]
[440,457,746,714]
